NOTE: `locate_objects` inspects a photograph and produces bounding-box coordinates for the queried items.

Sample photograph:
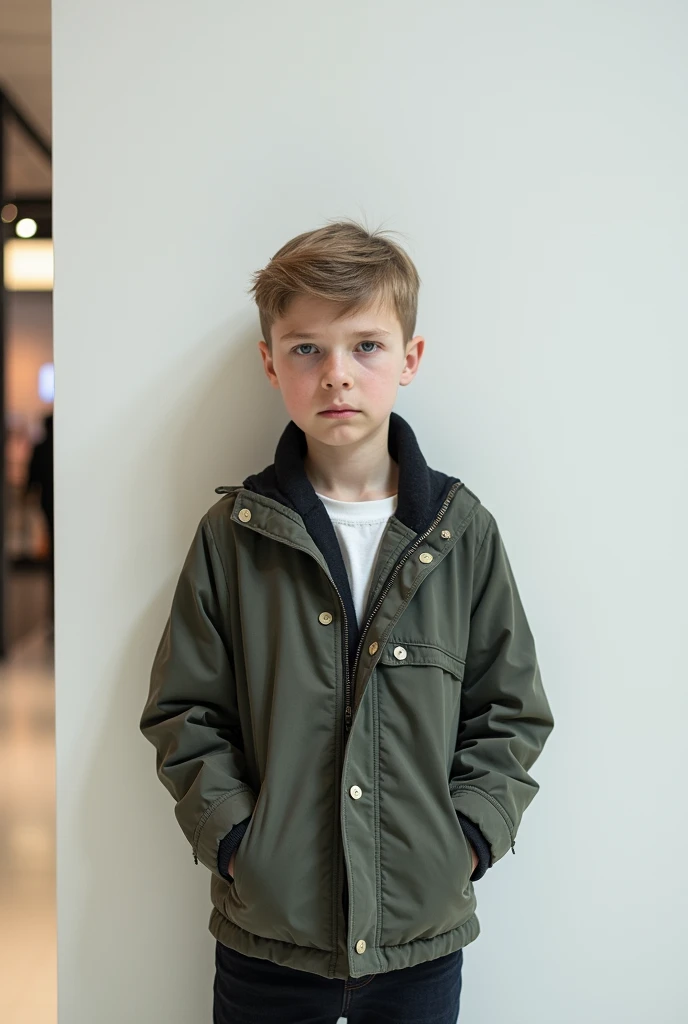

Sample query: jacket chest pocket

[377,639,465,681]
[375,638,465,773]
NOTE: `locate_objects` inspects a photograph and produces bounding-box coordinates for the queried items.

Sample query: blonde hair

[247,217,421,351]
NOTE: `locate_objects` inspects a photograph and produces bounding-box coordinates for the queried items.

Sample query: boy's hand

[227,851,237,879]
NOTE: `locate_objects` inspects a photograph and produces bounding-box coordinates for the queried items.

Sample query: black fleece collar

[241,411,459,665]
[244,411,456,532]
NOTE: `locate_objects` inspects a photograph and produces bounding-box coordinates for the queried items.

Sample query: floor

[0,620,56,1023]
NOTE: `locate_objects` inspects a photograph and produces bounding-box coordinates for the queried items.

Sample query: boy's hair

[247,218,421,351]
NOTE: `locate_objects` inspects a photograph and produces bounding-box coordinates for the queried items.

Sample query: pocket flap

[378,640,465,680]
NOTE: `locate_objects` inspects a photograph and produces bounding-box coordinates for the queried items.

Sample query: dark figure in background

[26,413,54,624]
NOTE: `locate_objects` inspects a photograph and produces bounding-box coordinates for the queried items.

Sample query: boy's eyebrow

[278,327,392,342]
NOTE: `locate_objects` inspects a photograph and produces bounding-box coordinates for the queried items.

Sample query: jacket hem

[208,906,481,981]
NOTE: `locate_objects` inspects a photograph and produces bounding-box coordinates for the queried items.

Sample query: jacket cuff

[456,811,492,881]
[451,784,514,864]
[217,816,252,880]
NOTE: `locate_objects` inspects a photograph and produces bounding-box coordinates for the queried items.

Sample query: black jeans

[213,940,463,1024]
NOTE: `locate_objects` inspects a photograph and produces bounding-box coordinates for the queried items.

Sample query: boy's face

[258,295,424,448]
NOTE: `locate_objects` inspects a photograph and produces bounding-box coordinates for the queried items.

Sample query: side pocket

[456,815,474,881]
[228,804,258,905]
[456,806,473,880]
[445,786,474,886]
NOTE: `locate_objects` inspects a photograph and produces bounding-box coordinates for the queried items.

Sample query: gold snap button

[441,529,451,539]
[419,552,433,563]
[393,646,407,660]
[349,785,362,799]
[355,939,367,954]
[238,508,252,522]
[368,641,378,655]
[318,611,333,625]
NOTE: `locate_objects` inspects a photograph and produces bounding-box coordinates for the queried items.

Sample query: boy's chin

[303,412,397,446]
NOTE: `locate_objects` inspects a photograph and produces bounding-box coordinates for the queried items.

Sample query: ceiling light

[4,239,54,291]
[1,203,18,223]
[16,218,38,238]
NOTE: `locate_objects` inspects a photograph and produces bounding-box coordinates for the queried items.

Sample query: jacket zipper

[344,479,463,732]
[325,576,352,741]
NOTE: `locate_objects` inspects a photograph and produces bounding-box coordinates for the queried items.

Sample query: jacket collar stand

[253,410,452,536]
[240,410,459,663]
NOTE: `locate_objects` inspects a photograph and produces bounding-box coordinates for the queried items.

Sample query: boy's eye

[292,341,379,356]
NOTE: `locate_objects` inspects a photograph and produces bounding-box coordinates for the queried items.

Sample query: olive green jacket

[140,413,554,980]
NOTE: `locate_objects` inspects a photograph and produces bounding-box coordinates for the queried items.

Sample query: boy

[140,219,554,1023]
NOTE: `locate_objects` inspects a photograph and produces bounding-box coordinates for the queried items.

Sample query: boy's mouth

[319,401,360,413]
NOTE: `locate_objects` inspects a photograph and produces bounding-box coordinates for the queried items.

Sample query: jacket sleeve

[140,512,257,880]
[450,510,554,867]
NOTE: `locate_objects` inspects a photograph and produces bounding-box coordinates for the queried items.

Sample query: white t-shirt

[315,490,398,630]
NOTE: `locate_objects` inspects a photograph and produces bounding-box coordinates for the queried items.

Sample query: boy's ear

[258,340,280,390]
[400,335,425,385]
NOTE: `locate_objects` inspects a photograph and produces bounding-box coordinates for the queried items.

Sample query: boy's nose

[321,356,354,388]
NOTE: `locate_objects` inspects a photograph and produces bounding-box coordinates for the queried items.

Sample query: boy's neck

[302,415,399,502]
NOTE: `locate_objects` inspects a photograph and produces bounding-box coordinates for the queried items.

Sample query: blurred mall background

[0,2,56,1021]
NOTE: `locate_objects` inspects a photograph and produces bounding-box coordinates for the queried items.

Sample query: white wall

[52,2,687,1021]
